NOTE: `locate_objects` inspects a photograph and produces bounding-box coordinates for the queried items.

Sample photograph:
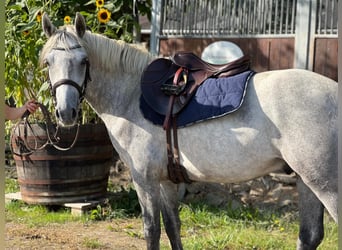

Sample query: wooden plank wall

[313,38,338,81]
[159,37,337,81]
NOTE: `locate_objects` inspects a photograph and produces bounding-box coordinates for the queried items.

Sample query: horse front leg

[296,177,324,250]
[133,178,162,250]
[160,181,183,250]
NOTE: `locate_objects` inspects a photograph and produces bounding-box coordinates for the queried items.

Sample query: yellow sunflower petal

[96,0,105,8]
[97,8,111,24]
[36,12,42,22]
[23,30,30,36]
[64,16,71,24]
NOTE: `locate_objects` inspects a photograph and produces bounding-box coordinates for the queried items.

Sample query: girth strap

[163,67,192,184]
[165,116,192,184]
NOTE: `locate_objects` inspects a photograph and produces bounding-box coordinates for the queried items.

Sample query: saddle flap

[141,58,202,116]
[141,58,176,85]
[141,58,179,115]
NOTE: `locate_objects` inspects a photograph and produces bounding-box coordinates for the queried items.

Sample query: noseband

[49,44,91,104]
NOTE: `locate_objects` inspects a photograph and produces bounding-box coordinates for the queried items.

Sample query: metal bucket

[11,123,113,205]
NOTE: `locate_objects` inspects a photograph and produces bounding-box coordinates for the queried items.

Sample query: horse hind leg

[160,181,183,250]
[296,177,324,250]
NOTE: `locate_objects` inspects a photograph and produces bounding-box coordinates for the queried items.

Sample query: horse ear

[42,13,56,38]
[75,12,86,38]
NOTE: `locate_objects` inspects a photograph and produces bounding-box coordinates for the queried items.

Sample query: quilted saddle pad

[140,70,255,127]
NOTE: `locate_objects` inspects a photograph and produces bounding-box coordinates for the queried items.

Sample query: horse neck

[83,34,153,118]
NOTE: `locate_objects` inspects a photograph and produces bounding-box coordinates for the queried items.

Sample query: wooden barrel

[11,123,114,205]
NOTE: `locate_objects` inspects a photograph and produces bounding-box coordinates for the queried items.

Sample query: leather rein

[10,103,80,156]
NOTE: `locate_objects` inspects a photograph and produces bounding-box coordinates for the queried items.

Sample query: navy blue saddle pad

[140,70,255,127]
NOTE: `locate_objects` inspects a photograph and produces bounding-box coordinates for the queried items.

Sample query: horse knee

[297,227,324,250]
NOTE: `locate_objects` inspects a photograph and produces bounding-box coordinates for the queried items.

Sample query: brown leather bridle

[48,44,91,105]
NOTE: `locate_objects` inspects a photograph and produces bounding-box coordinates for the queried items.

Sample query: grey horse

[40,13,337,250]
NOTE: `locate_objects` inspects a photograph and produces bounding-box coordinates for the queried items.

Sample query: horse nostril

[72,108,77,119]
[55,110,60,119]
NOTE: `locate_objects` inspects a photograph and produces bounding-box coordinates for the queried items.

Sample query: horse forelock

[40,26,81,66]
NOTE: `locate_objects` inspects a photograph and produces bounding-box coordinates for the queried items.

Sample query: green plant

[5,0,151,123]
[87,186,141,221]
[5,178,20,194]
[5,0,48,108]
[82,237,105,249]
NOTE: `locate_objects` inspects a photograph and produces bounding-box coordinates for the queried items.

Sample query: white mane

[81,30,154,74]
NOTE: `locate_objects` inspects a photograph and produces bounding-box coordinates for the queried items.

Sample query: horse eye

[44,59,50,67]
[81,58,89,65]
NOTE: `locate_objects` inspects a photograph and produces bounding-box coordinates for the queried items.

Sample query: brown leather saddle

[141,52,250,183]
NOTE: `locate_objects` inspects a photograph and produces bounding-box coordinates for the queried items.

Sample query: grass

[163,203,337,250]
[178,205,286,249]
[82,237,106,249]
[5,200,80,227]
[6,178,338,249]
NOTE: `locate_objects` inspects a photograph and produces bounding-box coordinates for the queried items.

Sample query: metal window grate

[316,0,338,35]
[161,0,338,37]
[161,0,297,37]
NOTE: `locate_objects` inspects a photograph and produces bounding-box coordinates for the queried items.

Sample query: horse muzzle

[53,83,81,127]
[50,79,86,127]
[55,105,78,127]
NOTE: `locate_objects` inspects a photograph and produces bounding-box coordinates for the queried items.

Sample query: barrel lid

[201,41,244,64]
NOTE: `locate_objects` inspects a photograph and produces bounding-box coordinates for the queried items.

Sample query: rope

[10,103,80,156]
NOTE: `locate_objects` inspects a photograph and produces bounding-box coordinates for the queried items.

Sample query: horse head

[41,13,90,127]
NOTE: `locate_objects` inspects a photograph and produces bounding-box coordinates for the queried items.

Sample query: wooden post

[294,0,317,69]
[338,0,342,243]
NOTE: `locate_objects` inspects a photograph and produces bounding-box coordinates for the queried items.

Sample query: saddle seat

[172,51,249,77]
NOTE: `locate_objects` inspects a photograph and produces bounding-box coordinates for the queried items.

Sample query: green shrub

[5,0,151,117]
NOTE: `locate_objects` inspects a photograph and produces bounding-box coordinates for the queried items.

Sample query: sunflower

[23,30,30,36]
[64,16,71,24]
[96,0,105,8]
[97,8,111,24]
[36,12,42,22]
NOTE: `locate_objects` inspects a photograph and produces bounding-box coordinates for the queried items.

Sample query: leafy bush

[5,0,151,118]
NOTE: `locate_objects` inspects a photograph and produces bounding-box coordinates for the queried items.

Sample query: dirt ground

[5,158,299,250]
[6,220,152,250]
